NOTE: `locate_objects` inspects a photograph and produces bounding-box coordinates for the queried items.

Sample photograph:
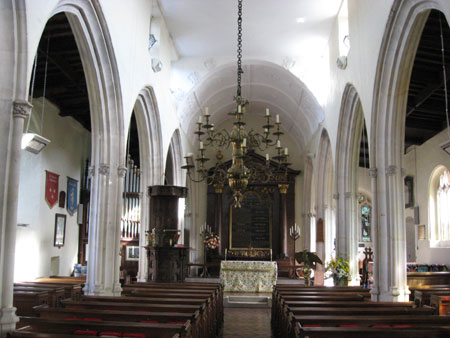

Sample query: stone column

[344,191,359,285]
[376,165,409,301]
[84,163,123,296]
[279,184,289,256]
[0,101,32,335]
[368,168,380,300]
[213,184,223,253]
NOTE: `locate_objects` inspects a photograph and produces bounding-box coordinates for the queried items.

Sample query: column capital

[385,165,397,176]
[99,164,110,176]
[344,192,352,199]
[333,193,339,200]
[88,165,95,177]
[278,184,289,194]
[369,167,378,178]
[118,166,127,178]
[213,183,224,194]
[13,100,32,119]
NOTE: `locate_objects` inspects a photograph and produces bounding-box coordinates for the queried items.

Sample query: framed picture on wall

[54,213,66,248]
[126,246,139,261]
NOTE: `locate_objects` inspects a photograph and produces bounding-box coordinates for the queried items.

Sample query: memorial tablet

[229,191,271,249]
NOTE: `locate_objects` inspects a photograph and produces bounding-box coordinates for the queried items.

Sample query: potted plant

[294,250,323,286]
[326,256,350,286]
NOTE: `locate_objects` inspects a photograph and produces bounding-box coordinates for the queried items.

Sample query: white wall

[15,98,90,281]
[403,129,450,265]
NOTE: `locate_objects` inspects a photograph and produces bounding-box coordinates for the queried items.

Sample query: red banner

[45,170,59,208]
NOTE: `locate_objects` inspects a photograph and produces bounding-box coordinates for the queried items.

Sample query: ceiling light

[296,17,305,23]
[148,34,157,51]
[182,0,292,208]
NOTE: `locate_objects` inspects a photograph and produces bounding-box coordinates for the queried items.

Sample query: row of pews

[410,284,450,315]
[10,279,222,338]
[272,284,450,338]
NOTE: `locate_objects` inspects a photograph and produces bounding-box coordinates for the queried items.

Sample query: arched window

[437,170,450,240]
[358,194,372,243]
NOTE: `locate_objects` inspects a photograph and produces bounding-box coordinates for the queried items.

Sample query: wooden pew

[295,324,449,338]
[82,295,215,338]
[16,282,82,300]
[15,317,190,338]
[430,295,450,315]
[61,300,210,338]
[34,305,204,338]
[415,289,450,307]
[13,291,49,316]
[14,285,65,307]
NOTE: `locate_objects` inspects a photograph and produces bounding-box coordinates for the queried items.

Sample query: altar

[220,260,277,292]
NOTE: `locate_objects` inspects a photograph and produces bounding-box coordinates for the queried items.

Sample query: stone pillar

[344,191,359,285]
[0,101,32,335]
[279,184,289,256]
[84,163,123,296]
[213,184,223,253]
[368,168,380,300]
[375,165,409,301]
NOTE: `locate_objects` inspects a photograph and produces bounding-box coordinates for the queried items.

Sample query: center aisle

[222,307,272,338]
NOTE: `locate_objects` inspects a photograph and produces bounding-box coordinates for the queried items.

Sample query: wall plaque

[229,191,271,249]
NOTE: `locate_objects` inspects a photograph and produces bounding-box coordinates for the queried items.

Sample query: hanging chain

[439,13,450,139]
[236,0,243,98]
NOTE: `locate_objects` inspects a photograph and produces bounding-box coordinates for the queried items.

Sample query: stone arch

[132,86,164,281]
[165,129,185,187]
[302,153,314,250]
[335,83,365,285]
[315,129,335,266]
[47,1,125,296]
[370,0,450,301]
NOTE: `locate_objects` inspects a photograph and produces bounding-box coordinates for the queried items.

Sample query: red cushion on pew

[140,320,159,323]
[303,324,322,327]
[74,330,98,335]
[122,334,146,338]
[65,317,81,320]
[373,325,391,328]
[83,317,103,321]
[340,324,358,327]
[168,321,185,325]
[99,332,122,337]
[392,325,412,328]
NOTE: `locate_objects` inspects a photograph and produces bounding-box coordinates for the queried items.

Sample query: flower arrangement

[326,256,350,279]
[203,232,220,249]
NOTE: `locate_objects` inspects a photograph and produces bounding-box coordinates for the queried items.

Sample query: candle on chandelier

[266,108,270,116]
[285,148,288,156]
[198,115,203,124]
[243,138,247,147]
[200,141,204,150]
[205,107,209,116]
[266,154,269,161]
[238,105,242,113]
[277,140,281,148]
[276,114,280,123]
[264,128,268,133]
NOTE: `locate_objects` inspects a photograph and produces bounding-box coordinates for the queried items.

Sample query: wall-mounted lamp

[21,133,50,154]
[152,58,163,73]
[148,34,157,51]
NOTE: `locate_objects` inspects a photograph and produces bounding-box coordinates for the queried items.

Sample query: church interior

[1,0,450,337]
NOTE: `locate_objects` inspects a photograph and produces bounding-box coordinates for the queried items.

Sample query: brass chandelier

[182,0,291,207]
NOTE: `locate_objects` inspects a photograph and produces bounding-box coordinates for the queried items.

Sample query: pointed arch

[165,129,185,187]
[47,0,125,296]
[316,129,336,265]
[335,83,365,285]
[132,86,163,281]
[370,0,450,302]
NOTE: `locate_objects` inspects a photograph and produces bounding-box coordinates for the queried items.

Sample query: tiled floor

[222,307,273,338]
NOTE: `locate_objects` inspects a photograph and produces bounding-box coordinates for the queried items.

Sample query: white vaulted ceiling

[158,0,340,153]
[178,60,324,153]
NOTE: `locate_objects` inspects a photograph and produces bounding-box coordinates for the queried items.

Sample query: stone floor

[222,307,272,338]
